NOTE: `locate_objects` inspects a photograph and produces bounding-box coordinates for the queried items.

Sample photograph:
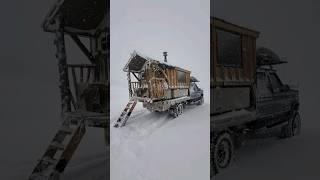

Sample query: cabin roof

[211,17,260,38]
[123,51,190,73]
[43,0,108,36]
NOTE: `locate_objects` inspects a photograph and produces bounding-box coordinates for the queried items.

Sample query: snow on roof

[123,51,190,73]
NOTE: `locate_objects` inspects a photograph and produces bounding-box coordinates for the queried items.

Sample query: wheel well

[292,102,299,111]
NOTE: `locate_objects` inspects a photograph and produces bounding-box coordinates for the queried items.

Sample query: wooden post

[127,72,132,98]
[54,17,71,114]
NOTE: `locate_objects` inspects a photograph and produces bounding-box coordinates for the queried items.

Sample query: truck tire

[197,96,204,105]
[211,132,234,175]
[280,112,301,138]
[177,103,183,115]
[169,104,180,118]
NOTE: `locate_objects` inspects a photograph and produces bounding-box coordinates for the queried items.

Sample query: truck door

[268,72,292,114]
[256,72,274,117]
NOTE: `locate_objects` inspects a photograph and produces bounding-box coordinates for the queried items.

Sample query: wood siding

[211,18,259,87]
[166,68,190,89]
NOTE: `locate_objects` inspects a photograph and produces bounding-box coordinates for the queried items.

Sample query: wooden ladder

[29,118,86,180]
[113,99,137,128]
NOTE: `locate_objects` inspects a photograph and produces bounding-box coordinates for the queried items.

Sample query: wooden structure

[114,52,194,128]
[29,0,109,179]
[124,52,191,101]
[211,17,260,114]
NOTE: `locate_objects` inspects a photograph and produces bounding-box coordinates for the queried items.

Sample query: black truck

[211,18,301,175]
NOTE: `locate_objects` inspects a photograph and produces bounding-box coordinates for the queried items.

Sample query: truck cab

[252,48,300,133]
[189,76,204,104]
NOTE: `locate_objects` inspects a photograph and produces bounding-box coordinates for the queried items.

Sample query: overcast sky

[111,0,210,98]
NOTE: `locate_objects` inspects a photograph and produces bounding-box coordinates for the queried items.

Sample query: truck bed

[211,109,256,131]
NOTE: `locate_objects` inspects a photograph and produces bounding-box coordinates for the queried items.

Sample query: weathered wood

[211,17,260,114]
[55,18,72,114]
[211,17,259,87]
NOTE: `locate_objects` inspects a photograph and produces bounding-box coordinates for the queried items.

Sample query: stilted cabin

[211,17,260,114]
[124,52,191,103]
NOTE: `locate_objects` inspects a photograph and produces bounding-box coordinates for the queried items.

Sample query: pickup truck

[211,47,301,175]
[211,17,301,175]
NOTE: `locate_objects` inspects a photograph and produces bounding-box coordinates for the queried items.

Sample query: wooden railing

[130,79,167,99]
[68,64,96,84]
[131,81,148,90]
[67,64,96,109]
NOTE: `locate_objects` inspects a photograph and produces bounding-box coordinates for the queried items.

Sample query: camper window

[216,29,242,67]
[177,70,186,84]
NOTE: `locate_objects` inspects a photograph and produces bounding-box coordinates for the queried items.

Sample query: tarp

[257,47,287,66]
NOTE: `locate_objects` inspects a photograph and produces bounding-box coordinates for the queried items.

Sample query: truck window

[216,29,242,67]
[257,72,272,96]
[269,73,283,92]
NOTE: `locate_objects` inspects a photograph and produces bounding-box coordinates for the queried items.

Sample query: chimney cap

[163,52,168,62]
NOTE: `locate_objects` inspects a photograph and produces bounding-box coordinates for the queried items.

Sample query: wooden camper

[211,17,260,114]
[124,52,191,101]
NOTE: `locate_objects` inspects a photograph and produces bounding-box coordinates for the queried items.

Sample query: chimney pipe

[163,52,168,63]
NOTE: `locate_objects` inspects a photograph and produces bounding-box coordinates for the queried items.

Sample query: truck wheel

[177,103,183,115]
[280,112,301,138]
[197,96,204,105]
[169,105,179,118]
[212,132,234,175]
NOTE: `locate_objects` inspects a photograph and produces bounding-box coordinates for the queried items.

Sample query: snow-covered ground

[110,86,210,180]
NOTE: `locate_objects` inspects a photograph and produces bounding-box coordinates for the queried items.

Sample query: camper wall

[211,17,259,87]
[166,67,191,89]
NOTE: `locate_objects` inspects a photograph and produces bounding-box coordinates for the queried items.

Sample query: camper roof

[43,0,108,36]
[211,17,260,38]
[123,51,190,73]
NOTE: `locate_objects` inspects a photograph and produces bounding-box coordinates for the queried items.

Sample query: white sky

[111,0,210,97]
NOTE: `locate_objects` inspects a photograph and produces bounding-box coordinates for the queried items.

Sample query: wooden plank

[211,17,257,86]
